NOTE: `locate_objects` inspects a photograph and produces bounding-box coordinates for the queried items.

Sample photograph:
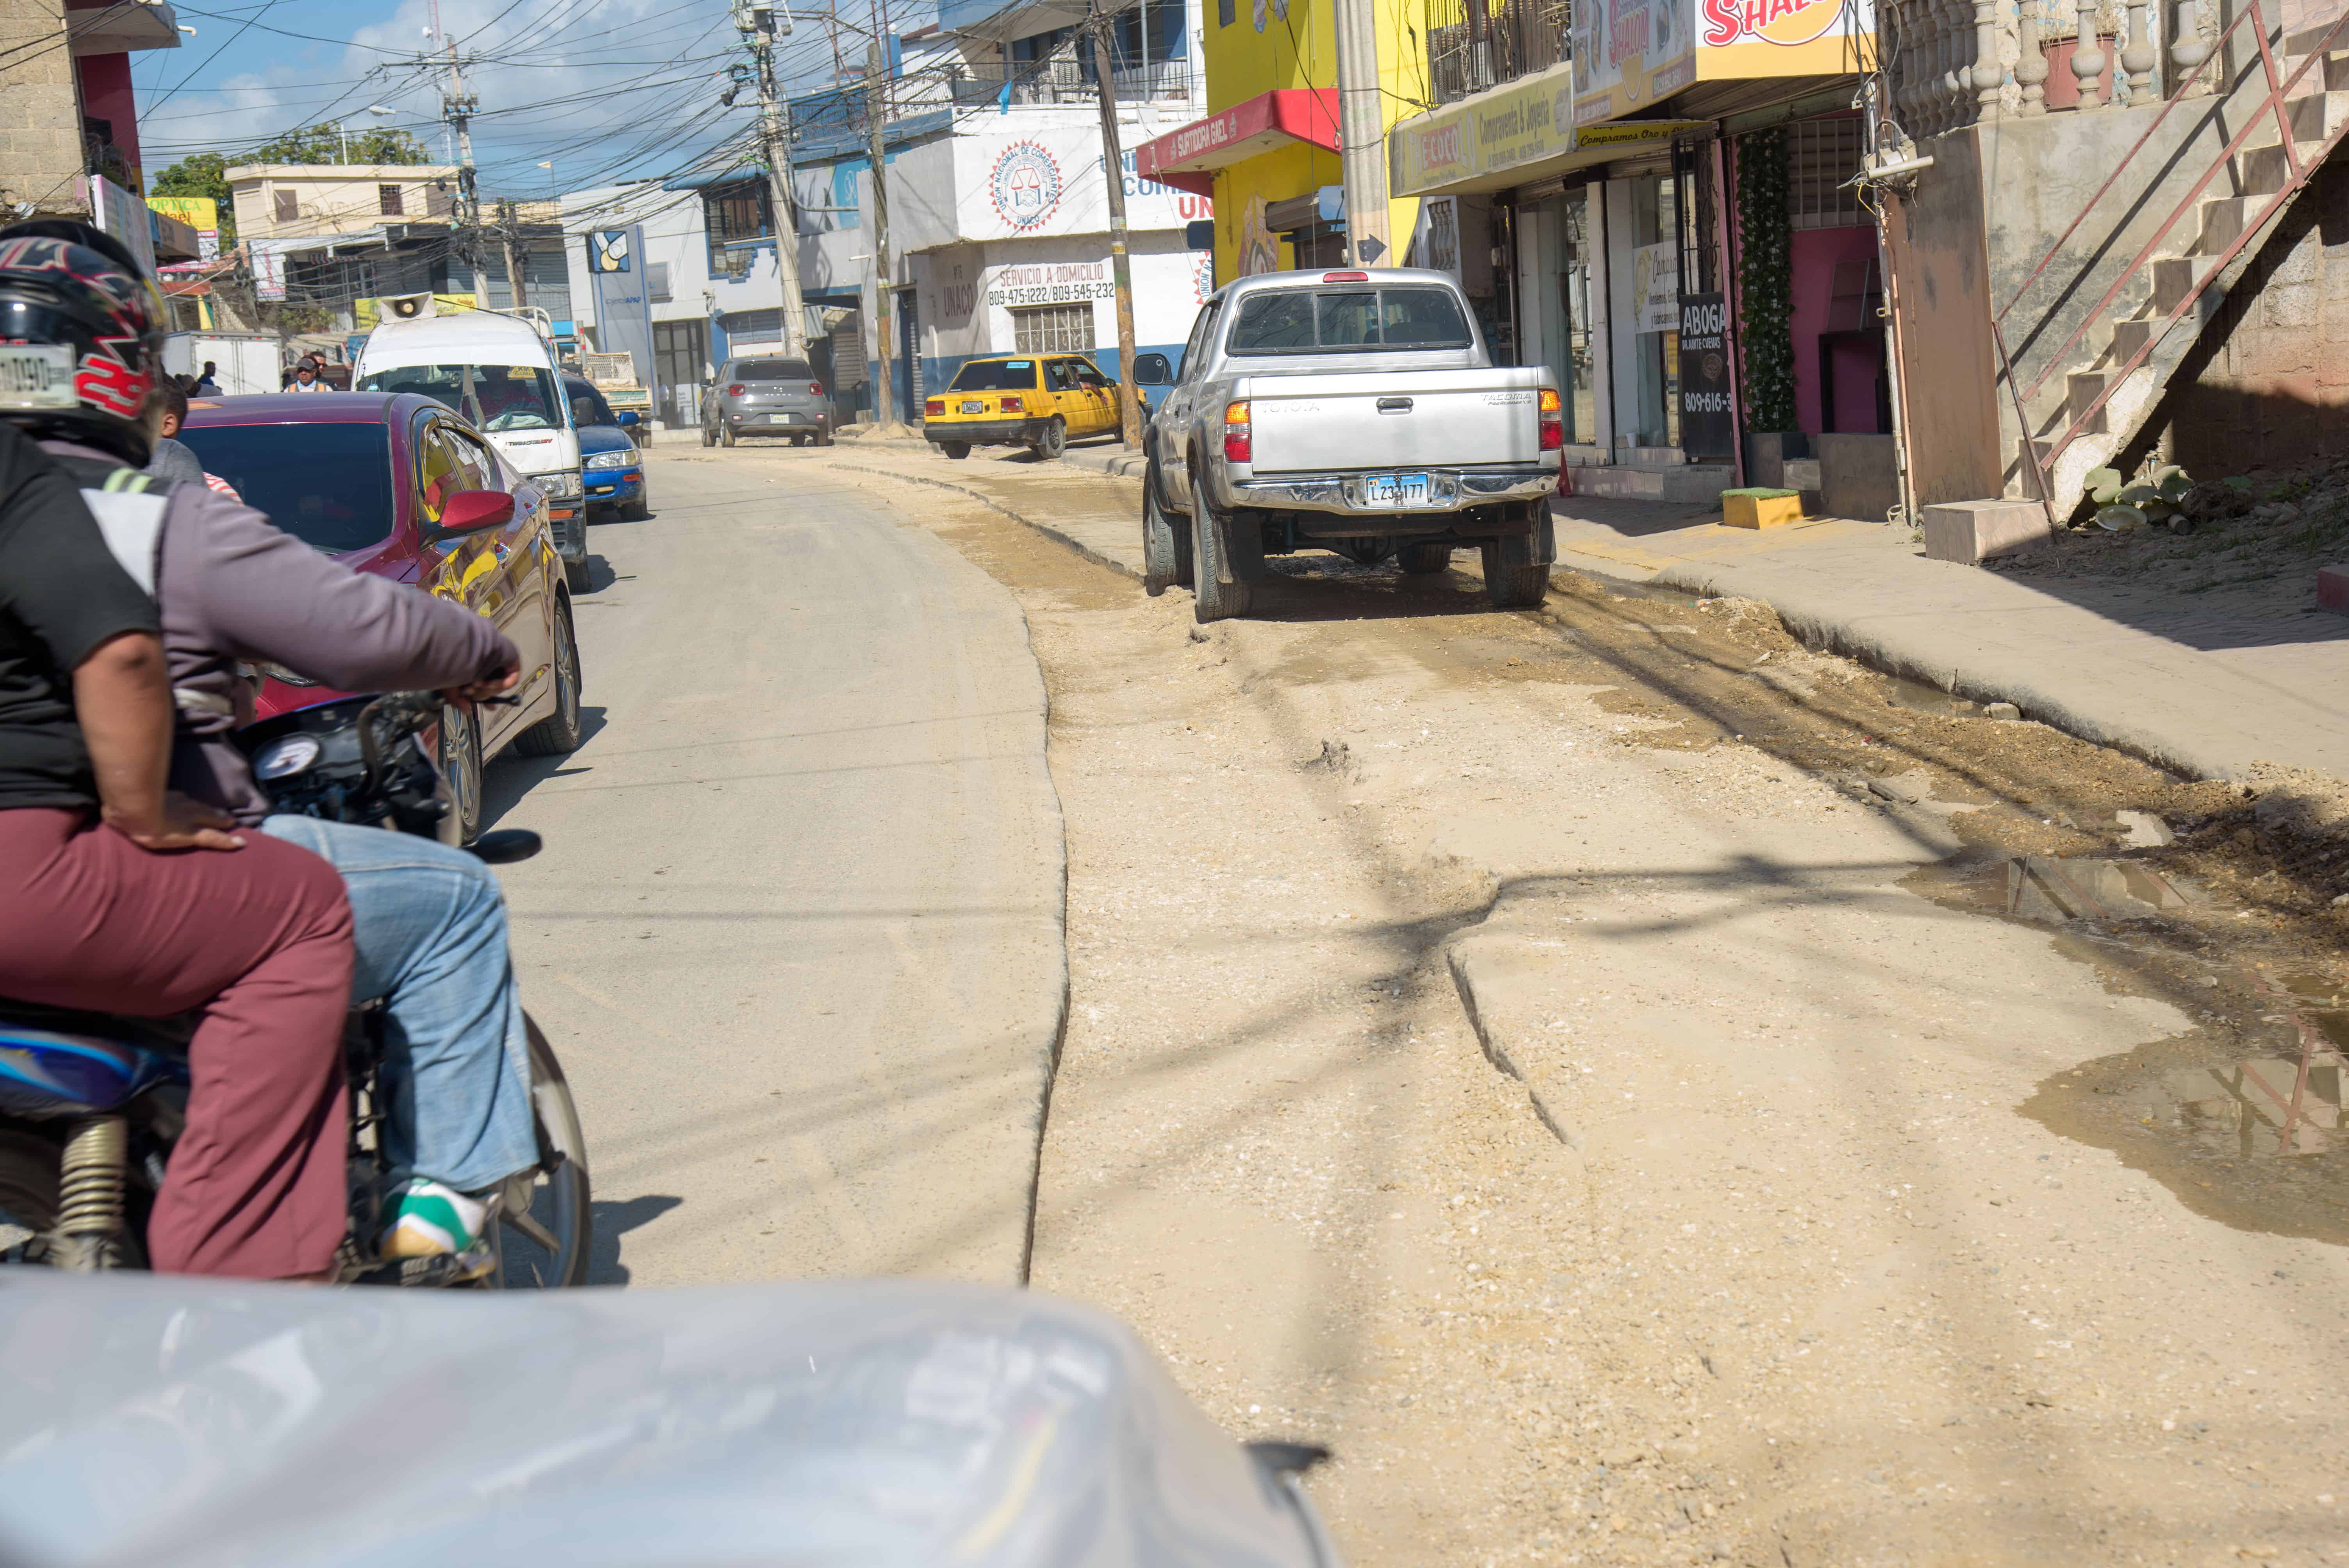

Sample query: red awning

[1134,89,1340,198]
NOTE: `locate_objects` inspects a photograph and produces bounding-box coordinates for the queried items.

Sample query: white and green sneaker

[380,1178,497,1280]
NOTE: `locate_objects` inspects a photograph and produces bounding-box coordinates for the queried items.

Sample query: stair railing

[2003,0,2349,494]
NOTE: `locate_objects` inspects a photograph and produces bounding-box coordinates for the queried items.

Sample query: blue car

[563,373,650,520]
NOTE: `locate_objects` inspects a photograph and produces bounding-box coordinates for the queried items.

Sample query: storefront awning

[1134,89,1338,198]
[1388,61,1704,199]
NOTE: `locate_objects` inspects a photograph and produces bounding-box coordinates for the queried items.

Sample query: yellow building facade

[1133,0,1427,284]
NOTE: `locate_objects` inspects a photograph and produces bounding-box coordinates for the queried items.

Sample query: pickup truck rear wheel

[1188,481,1253,623]
[1141,460,1192,595]
[1480,536,1550,609]
[1397,542,1453,575]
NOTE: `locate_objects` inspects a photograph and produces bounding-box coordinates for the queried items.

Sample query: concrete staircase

[2015,49,2349,517]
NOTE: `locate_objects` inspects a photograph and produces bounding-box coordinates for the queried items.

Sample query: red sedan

[178,391,585,841]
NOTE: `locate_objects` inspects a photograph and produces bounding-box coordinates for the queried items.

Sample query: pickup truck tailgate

[1246,369,1546,473]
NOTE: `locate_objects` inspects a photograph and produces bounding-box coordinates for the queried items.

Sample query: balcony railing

[1882,0,2236,136]
[1426,0,1572,107]
[939,53,1194,108]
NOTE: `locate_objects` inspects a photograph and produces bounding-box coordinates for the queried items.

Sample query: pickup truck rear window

[950,360,1040,391]
[1225,287,1473,355]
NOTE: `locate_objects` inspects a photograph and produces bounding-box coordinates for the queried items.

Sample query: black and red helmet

[0,219,166,465]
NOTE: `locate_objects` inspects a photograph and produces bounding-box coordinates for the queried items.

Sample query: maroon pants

[0,808,354,1278]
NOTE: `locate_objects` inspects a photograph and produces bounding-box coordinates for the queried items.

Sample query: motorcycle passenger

[0,418,358,1281]
[0,221,543,1277]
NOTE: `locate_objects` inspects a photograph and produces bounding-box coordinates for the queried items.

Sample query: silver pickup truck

[1133,268,1561,622]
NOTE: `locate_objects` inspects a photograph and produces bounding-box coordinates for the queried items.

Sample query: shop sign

[1570,0,1697,127]
[1571,0,1877,125]
[1388,60,1704,198]
[984,260,1115,308]
[147,196,220,261]
[1633,242,1679,335]
[1677,291,1736,461]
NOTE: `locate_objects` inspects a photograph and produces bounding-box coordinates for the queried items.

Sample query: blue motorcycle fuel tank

[0,1020,186,1118]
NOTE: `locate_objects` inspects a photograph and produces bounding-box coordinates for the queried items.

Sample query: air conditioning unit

[377,292,436,322]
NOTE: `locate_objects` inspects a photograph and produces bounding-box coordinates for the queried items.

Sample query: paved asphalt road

[481,452,1066,1287]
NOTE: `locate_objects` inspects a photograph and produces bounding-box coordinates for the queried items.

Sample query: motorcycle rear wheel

[486,1014,593,1288]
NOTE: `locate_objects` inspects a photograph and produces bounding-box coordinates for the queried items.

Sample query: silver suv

[702,356,833,448]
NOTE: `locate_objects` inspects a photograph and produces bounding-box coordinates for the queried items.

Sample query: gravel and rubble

[787,443,2349,1567]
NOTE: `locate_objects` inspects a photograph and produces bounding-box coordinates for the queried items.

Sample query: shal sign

[1573,0,1875,125]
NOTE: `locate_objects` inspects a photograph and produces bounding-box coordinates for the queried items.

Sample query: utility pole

[1086,0,1141,448]
[430,0,485,298]
[864,26,896,428]
[738,0,807,358]
[1330,0,1390,266]
[499,198,529,310]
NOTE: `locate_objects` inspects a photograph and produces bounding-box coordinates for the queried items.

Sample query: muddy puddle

[1909,850,2349,1242]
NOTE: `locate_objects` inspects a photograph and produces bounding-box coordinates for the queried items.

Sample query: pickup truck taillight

[727,384,746,396]
[925,398,945,417]
[1222,400,1251,464]
[1538,387,1564,452]
[1001,396,1023,412]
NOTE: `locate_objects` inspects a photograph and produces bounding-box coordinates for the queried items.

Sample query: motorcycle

[0,690,592,1288]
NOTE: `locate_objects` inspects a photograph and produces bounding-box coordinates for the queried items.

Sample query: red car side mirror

[426,488,515,543]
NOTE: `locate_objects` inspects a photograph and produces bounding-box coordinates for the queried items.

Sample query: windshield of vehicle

[950,359,1039,392]
[358,362,564,432]
[1224,287,1474,355]
[176,421,396,553]
[733,359,811,382]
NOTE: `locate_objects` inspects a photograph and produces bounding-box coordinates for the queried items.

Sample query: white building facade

[563,0,1213,428]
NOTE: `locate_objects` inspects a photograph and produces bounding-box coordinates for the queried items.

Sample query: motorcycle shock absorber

[53,1115,129,1272]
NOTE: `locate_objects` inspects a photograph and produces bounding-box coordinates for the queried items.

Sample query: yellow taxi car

[923,353,1121,460]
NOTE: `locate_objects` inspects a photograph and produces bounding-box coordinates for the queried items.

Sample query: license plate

[0,344,76,411]
[1363,472,1431,506]
[961,401,986,414]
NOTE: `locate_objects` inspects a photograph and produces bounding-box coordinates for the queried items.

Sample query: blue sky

[132,0,948,195]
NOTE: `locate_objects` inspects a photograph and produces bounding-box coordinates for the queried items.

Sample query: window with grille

[378,184,404,216]
[704,181,773,270]
[1786,117,1864,230]
[1011,303,1094,353]
[273,189,298,222]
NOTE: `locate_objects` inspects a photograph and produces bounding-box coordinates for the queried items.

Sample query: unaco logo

[1702,0,1849,46]
[990,142,1064,230]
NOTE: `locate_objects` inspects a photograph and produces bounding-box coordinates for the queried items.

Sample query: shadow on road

[483,705,610,832]
[586,1194,685,1285]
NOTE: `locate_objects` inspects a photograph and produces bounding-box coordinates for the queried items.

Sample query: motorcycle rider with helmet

[0,219,547,1278]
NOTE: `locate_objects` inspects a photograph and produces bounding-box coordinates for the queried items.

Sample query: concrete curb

[826,463,1144,583]
[1634,555,2349,786]
[1055,445,1150,479]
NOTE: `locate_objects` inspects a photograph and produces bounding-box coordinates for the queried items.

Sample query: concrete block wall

[0,0,89,217]
[2143,158,2349,474]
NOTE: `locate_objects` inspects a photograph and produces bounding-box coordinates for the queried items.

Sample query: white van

[353,311,589,586]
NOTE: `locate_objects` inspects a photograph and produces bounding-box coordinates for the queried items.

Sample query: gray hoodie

[44,439,518,825]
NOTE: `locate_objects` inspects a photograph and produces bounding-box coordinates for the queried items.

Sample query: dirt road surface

[761,443,2348,1565]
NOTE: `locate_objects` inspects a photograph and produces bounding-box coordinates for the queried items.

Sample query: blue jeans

[259,816,538,1194]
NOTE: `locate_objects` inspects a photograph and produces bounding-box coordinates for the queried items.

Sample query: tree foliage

[248,124,435,167]
[1734,127,1797,434]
